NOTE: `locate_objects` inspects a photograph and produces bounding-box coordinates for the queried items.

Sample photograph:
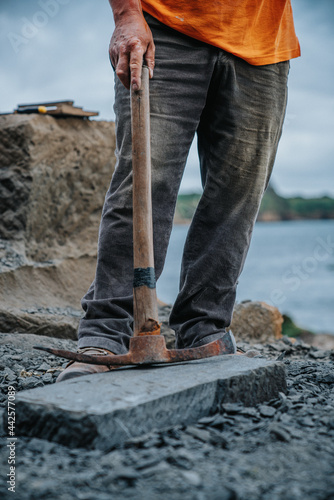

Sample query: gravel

[0,332,334,500]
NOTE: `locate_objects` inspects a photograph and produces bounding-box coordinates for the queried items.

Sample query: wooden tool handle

[131,66,159,336]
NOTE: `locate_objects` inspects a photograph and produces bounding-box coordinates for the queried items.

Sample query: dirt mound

[0,114,116,337]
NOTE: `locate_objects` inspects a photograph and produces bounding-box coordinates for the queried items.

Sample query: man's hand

[109,8,155,91]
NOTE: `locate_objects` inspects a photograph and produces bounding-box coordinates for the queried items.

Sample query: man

[57,0,300,381]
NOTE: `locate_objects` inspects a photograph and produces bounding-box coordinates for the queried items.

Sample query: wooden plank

[17,100,74,109]
[47,104,99,117]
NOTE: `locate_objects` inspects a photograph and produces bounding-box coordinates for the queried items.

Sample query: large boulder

[231,300,283,344]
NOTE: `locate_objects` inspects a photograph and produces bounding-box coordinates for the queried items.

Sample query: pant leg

[78,15,217,354]
[170,52,290,348]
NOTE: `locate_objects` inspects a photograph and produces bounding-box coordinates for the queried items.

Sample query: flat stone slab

[14,355,286,450]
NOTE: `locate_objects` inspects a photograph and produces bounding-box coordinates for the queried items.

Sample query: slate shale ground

[0,333,334,500]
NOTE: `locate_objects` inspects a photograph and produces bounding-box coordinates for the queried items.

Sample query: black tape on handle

[133,267,156,289]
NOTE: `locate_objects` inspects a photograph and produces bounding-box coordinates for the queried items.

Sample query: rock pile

[0,333,333,499]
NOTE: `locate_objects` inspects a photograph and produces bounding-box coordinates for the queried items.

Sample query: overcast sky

[1,0,333,197]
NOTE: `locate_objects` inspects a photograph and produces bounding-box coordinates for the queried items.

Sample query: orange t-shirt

[141,0,300,65]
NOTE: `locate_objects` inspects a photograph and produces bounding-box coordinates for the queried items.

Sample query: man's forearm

[108,0,143,23]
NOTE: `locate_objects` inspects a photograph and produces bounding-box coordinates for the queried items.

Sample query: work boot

[56,347,115,383]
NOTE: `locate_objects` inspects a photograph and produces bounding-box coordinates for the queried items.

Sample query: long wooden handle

[131,66,159,335]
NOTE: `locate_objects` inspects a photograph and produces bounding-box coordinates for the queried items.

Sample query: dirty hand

[109,12,155,91]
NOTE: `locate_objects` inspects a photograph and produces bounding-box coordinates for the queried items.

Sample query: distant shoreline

[175,186,334,224]
[174,217,334,225]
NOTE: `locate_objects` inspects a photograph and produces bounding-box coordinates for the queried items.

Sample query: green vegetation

[287,195,334,219]
[281,314,313,338]
[175,185,334,223]
[259,186,334,221]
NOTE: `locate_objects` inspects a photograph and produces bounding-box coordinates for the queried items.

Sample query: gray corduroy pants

[78,13,289,354]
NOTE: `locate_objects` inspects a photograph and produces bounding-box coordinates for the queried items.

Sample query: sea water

[156,220,334,334]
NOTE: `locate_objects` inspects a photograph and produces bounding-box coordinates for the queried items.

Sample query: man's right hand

[108,5,155,92]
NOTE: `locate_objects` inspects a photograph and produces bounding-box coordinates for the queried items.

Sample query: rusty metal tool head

[34,330,236,367]
[34,66,236,368]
